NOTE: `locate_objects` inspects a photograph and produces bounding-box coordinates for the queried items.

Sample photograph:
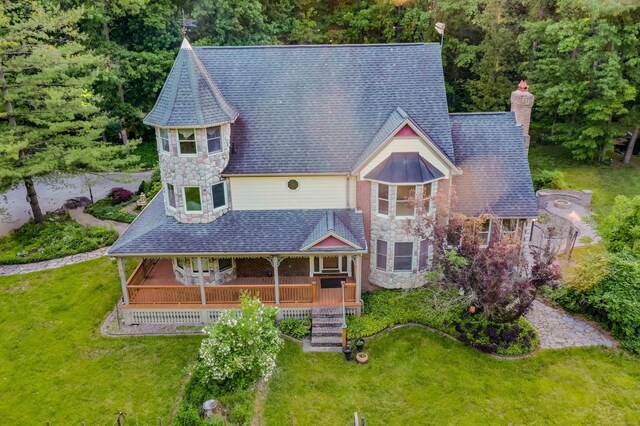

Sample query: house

[108,39,537,327]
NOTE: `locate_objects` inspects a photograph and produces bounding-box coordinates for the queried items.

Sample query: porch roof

[108,194,366,256]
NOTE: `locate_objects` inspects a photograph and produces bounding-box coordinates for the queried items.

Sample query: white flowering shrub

[199,295,283,390]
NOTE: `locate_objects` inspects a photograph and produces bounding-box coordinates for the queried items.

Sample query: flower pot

[354,338,365,353]
[342,345,353,361]
[356,352,368,364]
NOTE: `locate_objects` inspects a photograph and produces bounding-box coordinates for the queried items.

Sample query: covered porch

[115,254,362,324]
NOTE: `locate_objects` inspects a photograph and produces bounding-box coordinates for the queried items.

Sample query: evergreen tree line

[1,0,639,221]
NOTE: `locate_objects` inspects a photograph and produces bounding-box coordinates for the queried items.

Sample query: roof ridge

[449,112,513,116]
[193,43,438,50]
[190,49,239,121]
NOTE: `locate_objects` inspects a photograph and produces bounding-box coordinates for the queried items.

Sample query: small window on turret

[207,127,222,153]
[159,129,170,152]
[178,129,197,156]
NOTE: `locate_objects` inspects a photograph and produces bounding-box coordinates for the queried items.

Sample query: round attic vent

[287,179,299,191]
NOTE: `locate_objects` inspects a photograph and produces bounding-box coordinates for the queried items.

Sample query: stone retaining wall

[537,189,592,208]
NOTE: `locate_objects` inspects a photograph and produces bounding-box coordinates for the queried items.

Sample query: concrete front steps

[310,307,343,349]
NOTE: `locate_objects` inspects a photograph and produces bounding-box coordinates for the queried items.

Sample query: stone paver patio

[526,300,615,349]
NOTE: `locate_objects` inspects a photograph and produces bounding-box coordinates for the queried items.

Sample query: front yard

[262,327,640,425]
[0,258,201,425]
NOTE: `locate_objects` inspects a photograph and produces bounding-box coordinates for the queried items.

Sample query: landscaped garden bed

[347,288,538,356]
[0,213,119,265]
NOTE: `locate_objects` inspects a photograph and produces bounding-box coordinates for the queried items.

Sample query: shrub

[599,195,640,258]
[347,286,538,355]
[0,213,119,265]
[346,288,538,355]
[108,187,133,204]
[84,198,137,223]
[278,318,310,339]
[199,295,283,391]
[553,253,640,353]
[533,169,568,191]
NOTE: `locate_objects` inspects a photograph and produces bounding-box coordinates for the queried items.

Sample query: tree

[599,195,640,258]
[406,190,560,322]
[0,2,134,222]
[519,3,639,161]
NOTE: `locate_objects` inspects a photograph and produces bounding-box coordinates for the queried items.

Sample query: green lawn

[262,327,640,425]
[528,144,640,219]
[0,258,202,425]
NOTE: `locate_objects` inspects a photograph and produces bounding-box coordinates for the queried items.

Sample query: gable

[311,236,351,248]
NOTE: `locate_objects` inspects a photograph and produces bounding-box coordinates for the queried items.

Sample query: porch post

[346,255,352,276]
[272,256,280,304]
[309,256,314,277]
[197,257,206,305]
[117,257,129,305]
[355,254,362,302]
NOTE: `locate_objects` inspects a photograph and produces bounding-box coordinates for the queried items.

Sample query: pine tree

[0,1,134,223]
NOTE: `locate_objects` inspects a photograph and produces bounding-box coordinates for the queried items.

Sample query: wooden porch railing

[344,282,356,303]
[127,283,316,305]
[127,258,156,287]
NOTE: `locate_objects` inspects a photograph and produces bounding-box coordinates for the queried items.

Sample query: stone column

[117,257,129,305]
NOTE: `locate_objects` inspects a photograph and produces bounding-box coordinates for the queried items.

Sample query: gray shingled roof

[144,39,238,128]
[108,194,366,255]
[450,112,537,218]
[170,43,454,173]
[300,211,362,249]
[365,152,445,183]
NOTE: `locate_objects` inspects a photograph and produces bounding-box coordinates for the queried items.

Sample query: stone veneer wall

[157,124,232,223]
[368,181,439,289]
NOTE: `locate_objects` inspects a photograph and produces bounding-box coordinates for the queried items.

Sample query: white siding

[358,137,451,179]
[229,176,349,210]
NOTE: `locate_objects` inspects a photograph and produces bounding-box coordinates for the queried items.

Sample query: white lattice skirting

[121,306,361,325]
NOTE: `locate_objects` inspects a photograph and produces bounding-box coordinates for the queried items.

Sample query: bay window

[393,242,413,271]
[395,186,415,217]
[166,183,176,208]
[219,258,233,272]
[419,240,429,270]
[422,183,432,212]
[378,184,389,215]
[376,240,388,270]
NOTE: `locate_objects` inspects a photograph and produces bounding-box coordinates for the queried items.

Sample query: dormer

[143,38,238,223]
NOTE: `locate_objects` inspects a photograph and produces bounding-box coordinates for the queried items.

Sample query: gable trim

[300,231,362,251]
[353,119,461,175]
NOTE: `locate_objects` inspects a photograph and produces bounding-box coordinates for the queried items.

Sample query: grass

[85,197,138,223]
[528,144,640,219]
[0,213,119,264]
[130,140,159,170]
[0,258,202,424]
[262,327,640,425]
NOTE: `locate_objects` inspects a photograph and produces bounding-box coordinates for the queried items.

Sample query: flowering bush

[199,295,283,391]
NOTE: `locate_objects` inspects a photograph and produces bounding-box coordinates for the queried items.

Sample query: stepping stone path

[0,247,110,276]
[525,300,615,349]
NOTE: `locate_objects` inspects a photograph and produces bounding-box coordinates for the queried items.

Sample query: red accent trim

[395,124,418,137]
[313,236,350,248]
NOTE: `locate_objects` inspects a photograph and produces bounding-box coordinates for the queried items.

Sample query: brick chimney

[510,80,534,151]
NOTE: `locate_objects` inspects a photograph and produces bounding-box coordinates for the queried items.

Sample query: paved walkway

[69,208,130,234]
[0,247,110,276]
[525,300,615,349]
[545,202,600,247]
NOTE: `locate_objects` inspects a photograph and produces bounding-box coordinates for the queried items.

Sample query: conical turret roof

[144,38,238,128]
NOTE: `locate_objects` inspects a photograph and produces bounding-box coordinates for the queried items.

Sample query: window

[166,183,176,208]
[501,219,518,241]
[376,240,388,270]
[212,182,227,210]
[219,258,233,272]
[396,186,415,217]
[207,127,222,153]
[419,240,429,270]
[159,128,170,153]
[479,220,491,246]
[183,187,202,212]
[322,256,339,270]
[313,256,347,274]
[178,129,197,156]
[422,183,432,212]
[191,258,210,275]
[287,179,299,190]
[394,242,413,271]
[176,258,186,271]
[378,184,389,215]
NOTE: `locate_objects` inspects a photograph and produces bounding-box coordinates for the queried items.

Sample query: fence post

[158,417,163,426]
